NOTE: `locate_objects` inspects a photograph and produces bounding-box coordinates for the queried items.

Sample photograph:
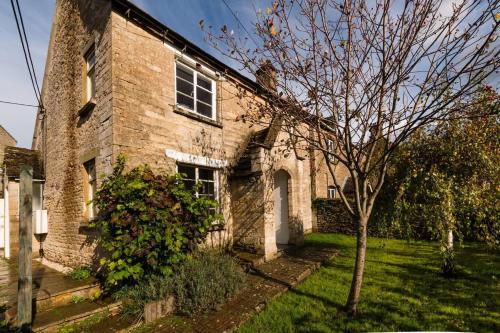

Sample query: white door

[274,170,289,244]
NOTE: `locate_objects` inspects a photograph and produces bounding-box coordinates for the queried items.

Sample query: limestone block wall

[34,0,113,267]
[110,12,269,252]
[312,149,351,200]
[231,176,266,253]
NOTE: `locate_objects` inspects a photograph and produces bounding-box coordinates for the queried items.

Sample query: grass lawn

[238,233,500,333]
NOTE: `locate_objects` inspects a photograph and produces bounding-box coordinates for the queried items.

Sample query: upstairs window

[83,159,97,220]
[326,138,336,162]
[327,185,336,199]
[175,63,215,119]
[85,46,96,102]
[326,139,334,154]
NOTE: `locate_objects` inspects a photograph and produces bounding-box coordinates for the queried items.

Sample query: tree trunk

[442,228,455,277]
[446,229,453,252]
[345,215,368,315]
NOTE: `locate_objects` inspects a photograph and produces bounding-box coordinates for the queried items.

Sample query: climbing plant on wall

[91,154,221,288]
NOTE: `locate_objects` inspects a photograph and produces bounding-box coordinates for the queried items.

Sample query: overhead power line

[221,0,259,47]
[15,0,42,98]
[10,0,42,108]
[0,99,39,108]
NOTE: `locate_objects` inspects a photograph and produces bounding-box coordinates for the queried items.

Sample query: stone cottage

[31,0,349,268]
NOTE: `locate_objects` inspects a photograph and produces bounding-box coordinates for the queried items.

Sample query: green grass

[238,233,500,333]
[57,312,107,333]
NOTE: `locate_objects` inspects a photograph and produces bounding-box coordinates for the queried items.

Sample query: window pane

[176,65,193,81]
[196,87,212,105]
[177,78,194,96]
[177,93,194,109]
[183,180,196,190]
[88,68,96,100]
[178,164,196,179]
[86,49,95,70]
[199,181,215,196]
[197,75,211,90]
[196,101,212,118]
[199,168,214,181]
[84,159,96,180]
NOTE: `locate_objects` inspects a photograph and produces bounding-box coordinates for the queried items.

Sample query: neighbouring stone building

[0,126,44,258]
[0,126,17,147]
[31,0,351,268]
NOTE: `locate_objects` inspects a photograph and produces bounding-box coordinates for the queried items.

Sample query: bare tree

[204,0,499,315]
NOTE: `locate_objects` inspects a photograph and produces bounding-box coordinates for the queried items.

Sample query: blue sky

[0,0,262,148]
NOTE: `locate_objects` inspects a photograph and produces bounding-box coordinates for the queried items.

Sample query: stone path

[145,246,339,333]
[0,257,96,307]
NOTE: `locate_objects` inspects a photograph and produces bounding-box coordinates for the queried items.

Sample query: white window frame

[326,138,336,162]
[326,139,334,154]
[327,185,336,199]
[175,62,217,121]
[85,47,96,102]
[84,159,97,220]
[176,163,219,204]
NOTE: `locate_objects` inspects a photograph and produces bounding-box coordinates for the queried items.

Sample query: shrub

[371,87,499,246]
[113,275,174,317]
[173,251,245,314]
[113,252,245,317]
[91,154,221,288]
[68,266,91,281]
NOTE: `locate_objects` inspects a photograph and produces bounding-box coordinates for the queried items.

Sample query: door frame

[274,169,291,245]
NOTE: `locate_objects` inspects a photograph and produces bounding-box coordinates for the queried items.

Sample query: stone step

[32,297,121,333]
[233,249,266,269]
[4,282,101,320]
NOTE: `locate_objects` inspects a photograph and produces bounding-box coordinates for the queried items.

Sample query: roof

[0,125,17,146]
[231,116,283,177]
[2,146,44,179]
[112,0,262,92]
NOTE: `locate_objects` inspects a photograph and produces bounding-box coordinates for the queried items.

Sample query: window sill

[78,99,96,117]
[173,105,222,128]
[79,216,98,231]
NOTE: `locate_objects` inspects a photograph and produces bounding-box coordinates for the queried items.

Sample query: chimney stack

[255,60,277,92]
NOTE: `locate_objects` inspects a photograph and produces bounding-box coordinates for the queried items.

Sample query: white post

[0,199,4,248]
[4,173,10,259]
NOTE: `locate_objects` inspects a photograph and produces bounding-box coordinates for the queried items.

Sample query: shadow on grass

[239,233,500,333]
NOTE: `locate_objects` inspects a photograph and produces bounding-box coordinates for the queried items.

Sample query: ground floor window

[83,158,97,220]
[327,185,336,199]
[177,163,218,214]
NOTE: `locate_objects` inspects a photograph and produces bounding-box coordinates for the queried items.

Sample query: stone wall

[314,198,355,235]
[33,0,113,267]
[110,12,312,259]
[311,149,351,200]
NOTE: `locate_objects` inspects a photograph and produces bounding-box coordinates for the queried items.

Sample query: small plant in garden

[70,295,85,304]
[113,275,174,317]
[91,154,221,288]
[173,251,245,314]
[89,289,101,301]
[113,251,245,318]
[68,266,91,281]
